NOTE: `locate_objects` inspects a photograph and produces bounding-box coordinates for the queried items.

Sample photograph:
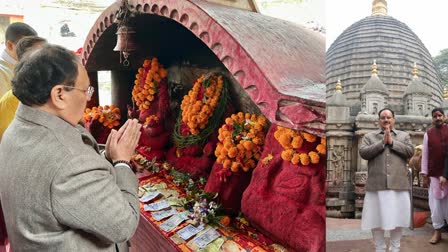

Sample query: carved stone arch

[82,0,325,136]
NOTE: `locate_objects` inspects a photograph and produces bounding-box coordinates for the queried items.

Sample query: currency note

[144,200,170,211]
[139,191,160,203]
[151,208,177,221]
[191,227,221,248]
[177,224,205,240]
[159,214,187,232]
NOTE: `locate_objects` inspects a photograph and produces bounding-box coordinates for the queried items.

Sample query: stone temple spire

[372,0,387,16]
[328,79,348,106]
[441,86,448,114]
[371,59,378,76]
[335,79,342,92]
[412,62,419,78]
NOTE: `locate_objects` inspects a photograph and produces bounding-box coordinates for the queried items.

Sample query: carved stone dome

[326,14,442,114]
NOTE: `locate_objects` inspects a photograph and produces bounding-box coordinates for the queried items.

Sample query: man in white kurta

[0,22,37,97]
[421,107,448,244]
[359,108,414,252]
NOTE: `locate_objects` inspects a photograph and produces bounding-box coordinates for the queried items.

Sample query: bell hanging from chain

[114,25,137,66]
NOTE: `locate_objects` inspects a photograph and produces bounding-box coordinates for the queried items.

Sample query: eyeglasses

[63,85,95,98]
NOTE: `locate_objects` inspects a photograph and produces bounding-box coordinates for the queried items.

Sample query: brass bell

[113,25,137,52]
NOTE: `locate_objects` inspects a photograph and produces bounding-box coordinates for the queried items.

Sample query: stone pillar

[354,116,378,219]
[354,171,367,219]
[326,104,356,218]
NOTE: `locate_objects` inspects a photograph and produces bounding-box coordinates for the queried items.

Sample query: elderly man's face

[65,63,91,125]
[379,110,395,129]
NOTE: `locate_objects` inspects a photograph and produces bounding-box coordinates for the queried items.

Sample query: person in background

[0,22,37,97]
[0,36,47,140]
[421,107,448,244]
[359,108,414,252]
[0,44,141,251]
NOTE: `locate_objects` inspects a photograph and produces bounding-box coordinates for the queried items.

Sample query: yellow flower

[302,132,317,143]
[275,127,324,166]
[131,57,167,113]
[299,153,310,166]
[291,136,304,149]
[180,74,224,135]
[83,105,121,129]
[309,151,320,164]
[291,153,300,165]
[215,113,267,173]
[316,144,326,155]
[281,150,293,161]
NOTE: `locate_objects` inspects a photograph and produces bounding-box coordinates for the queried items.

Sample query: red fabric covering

[141,124,164,137]
[84,120,111,144]
[0,201,7,245]
[138,131,170,150]
[204,163,252,215]
[134,76,171,156]
[136,146,165,162]
[413,211,429,228]
[241,125,325,252]
[166,147,213,179]
[180,144,203,157]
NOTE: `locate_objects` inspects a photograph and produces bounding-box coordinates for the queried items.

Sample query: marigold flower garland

[173,73,229,148]
[83,105,121,129]
[214,112,268,173]
[131,58,168,111]
[181,73,223,135]
[274,126,326,166]
[144,115,159,126]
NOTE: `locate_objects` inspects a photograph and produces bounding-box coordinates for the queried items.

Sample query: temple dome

[362,75,387,93]
[326,14,442,113]
[328,80,348,106]
[404,77,429,96]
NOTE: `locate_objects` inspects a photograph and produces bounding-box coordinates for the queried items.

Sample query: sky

[257,0,325,30]
[326,0,448,57]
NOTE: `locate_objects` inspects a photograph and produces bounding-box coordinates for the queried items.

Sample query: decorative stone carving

[330,145,345,186]
[355,171,368,186]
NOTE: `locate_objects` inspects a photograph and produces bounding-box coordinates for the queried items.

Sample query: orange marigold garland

[214,113,268,173]
[173,73,229,148]
[83,105,121,129]
[144,115,159,126]
[180,74,223,135]
[274,126,326,165]
[131,58,168,111]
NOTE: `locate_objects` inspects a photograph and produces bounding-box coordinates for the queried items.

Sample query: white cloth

[0,46,17,65]
[361,190,411,230]
[0,46,15,97]
[371,227,402,252]
[389,228,402,252]
[372,228,386,252]
[428,185,448,229]
[421,132,448,199]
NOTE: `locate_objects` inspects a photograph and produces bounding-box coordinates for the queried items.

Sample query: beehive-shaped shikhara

[81,0,325,137]
[326,14,442,111]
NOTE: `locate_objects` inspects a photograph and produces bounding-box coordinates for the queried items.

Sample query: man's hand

[384,126,393,145]
[106,119,142,163]
[440,177,447,188]
[422,175,430,188]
